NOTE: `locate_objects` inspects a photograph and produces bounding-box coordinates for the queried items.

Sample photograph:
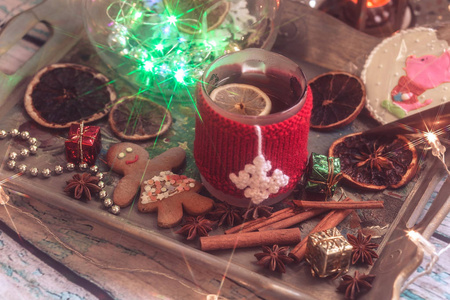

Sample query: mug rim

[200,48,307,126]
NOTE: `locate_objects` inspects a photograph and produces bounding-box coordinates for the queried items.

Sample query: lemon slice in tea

[108,95,172,141]
[210,83,272,116]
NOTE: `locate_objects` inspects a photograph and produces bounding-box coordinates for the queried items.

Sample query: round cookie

[362,27,450,124]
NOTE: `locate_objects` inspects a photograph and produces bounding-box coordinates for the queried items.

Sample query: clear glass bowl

[82,0,281,101]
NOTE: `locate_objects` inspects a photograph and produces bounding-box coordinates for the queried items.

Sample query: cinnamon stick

[200,228,301,251]
[224,217,266,235]
[293,200,384,210]
[258,208,329,231]
[289,208,353,261]
[225,207,294,234]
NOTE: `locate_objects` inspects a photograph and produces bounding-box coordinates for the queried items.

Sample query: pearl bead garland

[1,129,120,215]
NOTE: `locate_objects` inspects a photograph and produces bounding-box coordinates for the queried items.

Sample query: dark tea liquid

[211,65,305,114]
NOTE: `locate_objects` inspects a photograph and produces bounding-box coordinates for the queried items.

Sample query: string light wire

[401,230,450,293]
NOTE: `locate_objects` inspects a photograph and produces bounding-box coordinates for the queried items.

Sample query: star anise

[337,270,375,300]
[353,144,394,171]
[243,204,273,220]
[254,245,294,273]
[64,173,101,201]
[347,230,379,265]
[175,215,216,240]
[207,202,243,227]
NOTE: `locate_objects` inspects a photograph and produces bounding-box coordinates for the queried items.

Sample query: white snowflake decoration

[228,0,257,41]
[229,154,289,205]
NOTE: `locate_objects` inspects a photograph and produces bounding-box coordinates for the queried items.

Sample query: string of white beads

[1,129,120,215]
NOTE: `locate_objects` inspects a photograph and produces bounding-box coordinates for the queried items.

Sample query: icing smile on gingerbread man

[126,154,139,165]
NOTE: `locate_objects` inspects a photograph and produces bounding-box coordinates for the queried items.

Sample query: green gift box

[305,153,341,195]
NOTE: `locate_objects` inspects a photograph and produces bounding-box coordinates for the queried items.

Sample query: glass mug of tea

[194,48,312,207]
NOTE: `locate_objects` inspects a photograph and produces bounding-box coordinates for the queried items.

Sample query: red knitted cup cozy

[194,85,313,204]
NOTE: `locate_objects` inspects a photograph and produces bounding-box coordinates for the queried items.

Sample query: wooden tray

[0,2,449,299]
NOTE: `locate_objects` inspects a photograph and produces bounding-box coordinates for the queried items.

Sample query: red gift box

[65,123,101,166]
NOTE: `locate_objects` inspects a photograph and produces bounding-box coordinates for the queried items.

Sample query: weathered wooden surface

[0,223,93,300]
[0,193,269,300]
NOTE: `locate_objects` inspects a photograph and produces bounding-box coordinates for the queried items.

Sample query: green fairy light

[167,15,177,24]
[143,61,154,72]
[175,69,186,84]
[103,0,264,99]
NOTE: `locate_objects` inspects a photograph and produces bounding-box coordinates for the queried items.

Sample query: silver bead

[99,190,107,199]
[20,131,30,140]
[109,205,120,215]
[8,152,17,160]
[41,168,52,178]
[29,145,38,154]
[103,198,113,208]
[28,137,37,145]
[66,163,75,171]
[54,165,64,175]
[18,164,27,173]
[30,167,39,176]
[7,160,16,170]
[96,172,104,180]
[97,181,105,189]
[10,129,19,137]
[79,163,88,171]
[19,148,30,157]
[89,165,99,174]
[0,130,7,139]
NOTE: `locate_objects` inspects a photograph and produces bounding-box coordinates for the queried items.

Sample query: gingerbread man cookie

[106,142,214,228]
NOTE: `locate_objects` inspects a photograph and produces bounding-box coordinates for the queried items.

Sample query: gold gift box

[305,227,352,278]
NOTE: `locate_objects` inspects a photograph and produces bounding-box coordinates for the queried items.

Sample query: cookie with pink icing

[388,50,450,115]
[362,27,450,124]
[106,142,214,228]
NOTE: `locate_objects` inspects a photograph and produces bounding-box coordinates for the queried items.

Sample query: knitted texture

[194,85,313,199]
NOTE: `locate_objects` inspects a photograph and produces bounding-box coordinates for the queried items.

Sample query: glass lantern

[82,0,281,102]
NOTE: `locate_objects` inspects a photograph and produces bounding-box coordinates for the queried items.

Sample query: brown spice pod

[24,63,116,129]
[108,95,172,141]
[329,132,418,191]
[309,71,366,130]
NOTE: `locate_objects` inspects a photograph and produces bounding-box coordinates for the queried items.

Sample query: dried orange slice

[163,0,230,34]
[210,83,272,116]
[24,63,116,129]
[108,95,172,141]
[329,132,418,191]
[309,72,365,130]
